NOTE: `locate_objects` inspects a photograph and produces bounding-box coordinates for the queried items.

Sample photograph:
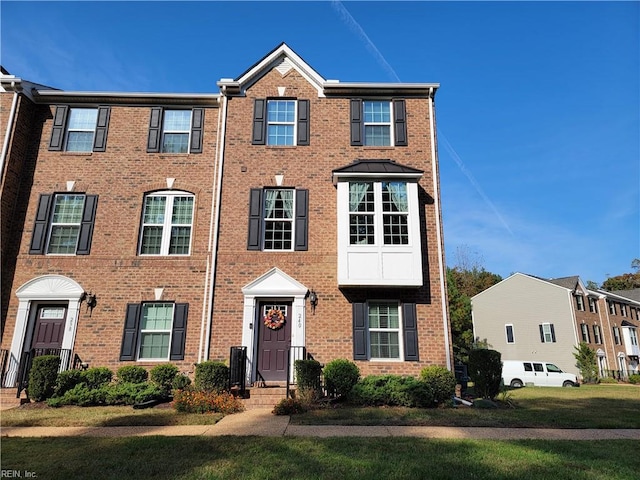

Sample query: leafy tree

[601,272,640,291]
[573,342,598,383]
[631,258,640,271]
[585,280,599,290]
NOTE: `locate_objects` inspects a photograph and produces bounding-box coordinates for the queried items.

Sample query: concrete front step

[0,388,28,410]
[240,386,290,410]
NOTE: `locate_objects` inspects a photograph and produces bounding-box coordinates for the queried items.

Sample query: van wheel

[563,381,575,387]
[510,379,523,388]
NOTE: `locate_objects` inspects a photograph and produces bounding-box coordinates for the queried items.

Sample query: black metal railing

[229,346,247,397]
[15,348,73,398]
[0,349,9,387]
[602,369,629,381]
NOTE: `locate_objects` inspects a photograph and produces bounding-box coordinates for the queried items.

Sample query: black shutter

[29,194,53,254]
[393,99,408,146]
[190,108,204,153]
[147,107,163,152]
[294,189,308,251]
[252,99,267,145]
[76,195,98,255]
[120,304,141,361]
[247,189,263,250]
[350,99,363,146]
[353,302,368,360]
[170,303,188,360]
[92,106,111,152]
[550,324,556,343]
[402,302,419,361]
[539,325,545,343]
[49,106,68,151]
[297,100,310,146]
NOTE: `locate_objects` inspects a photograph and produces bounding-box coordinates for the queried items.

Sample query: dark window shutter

[76,195,98,255]
[247,189,263,250]
[353,302,368,360]
[402,302,419,361]
[147,107,163,153]
[393,99,408,146]
[49,106,69,151]
[539,324,545,343]
[190,108,204,153]
[550,324,556,343]
[350,99,363,146]
[297,99,310,146]
[170,303,188,360]
[252,99,267,145]
[29,194,53,254]
[92,106,111,152]
[120,304,141,361]
[294,189,308,251]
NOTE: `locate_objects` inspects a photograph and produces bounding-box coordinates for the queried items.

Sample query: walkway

[2,408,639,440]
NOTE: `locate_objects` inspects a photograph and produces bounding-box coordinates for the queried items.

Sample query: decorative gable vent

[275,58,293,76]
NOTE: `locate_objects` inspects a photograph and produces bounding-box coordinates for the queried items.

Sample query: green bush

[53,369,85,397]
[295,359,322,397]
[83,367,113,389]
[47,383,108,407]
[323,359,360,398]
[598,376,618,384]
[28,355,61,401]
[629,374,640,385]
[350,375,435,408]
[468,348,502,399]
[420,365,457,404]
[117,365,148,383]
[150,364,179,394]
[172,373,192,391]
[195,361,229,393]
[273,397,307,415]
[105,382,166,405]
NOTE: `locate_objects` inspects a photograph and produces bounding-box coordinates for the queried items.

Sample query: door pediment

[242,268,308,297]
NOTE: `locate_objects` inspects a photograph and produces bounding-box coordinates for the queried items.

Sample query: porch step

[0,388,28,410]
[240,386,289,410]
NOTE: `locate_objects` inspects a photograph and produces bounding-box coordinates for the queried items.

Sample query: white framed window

[575,295,585,311]
[138,303,174,360]
[139,191,194,255]
[593,325,602,344]
[589,297,598,313]
[368,302,402,360]
[263,189,294,251]
[162,110,191,153]
[505,324,515,343]
[65,108,98,152]
[267,100,296,146]
[349,181,409,246]
[363,101,392,146]
[613,326,621,345]
[630,328,639,347]
[47,194,86,254]
[540,322,556,343]
[620,304,628,317]
[581,323,590,343]
[608,301,616,315]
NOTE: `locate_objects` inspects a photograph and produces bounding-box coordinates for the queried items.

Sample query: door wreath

[264,309,286,330]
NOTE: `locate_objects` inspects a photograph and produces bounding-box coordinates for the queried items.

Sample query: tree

[573,342,598,383]
[632,258,640,271]
[601,259,640,291]
[585,280,599,290]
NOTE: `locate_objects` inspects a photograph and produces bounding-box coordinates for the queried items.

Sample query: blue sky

[2,1,638,285]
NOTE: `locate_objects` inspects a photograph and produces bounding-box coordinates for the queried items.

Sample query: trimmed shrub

[172,373,192,391]
[323,359,360,398]
[629,374,640,385]
[105,382,166,405]
[83,367,113,389]
[273,398,306,415]
[195,361,229,393]
[420,365,457,404]
[172,389,244,414]
[350,375,435,408]
[54,369,85,397]
[117,365,148,383]
[47,383,108,407]
[150,364,179,394]
[295,359,322,399]
[598,376,618,384]
[468,348,502,399]
[28,355,61,401]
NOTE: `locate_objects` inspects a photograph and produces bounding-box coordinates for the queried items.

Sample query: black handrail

[0,349,8,387]
[228,346,247,397]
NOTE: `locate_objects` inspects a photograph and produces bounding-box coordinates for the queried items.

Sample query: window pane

[141,303,173,329]
[364,125,391,146]
[363,101,390,123]
[48,226,80,254]
[383,215,408,245]
[369,303,399,329]
[382,182,407,212]
[66,132,94,152]
[169,226,191,254]
[68,109,98,129]
[52,195,85,223]
[140,226,163,254]
[139,333,170,359]
[143,196,166,224]
[163,110,191,131]
[264,221,292,250]
[370,331,400,359]
[267,101,295,122]
[349,214,374,244]
[162,133,189,153]
[172,197,194,224]
[267,125,294,146]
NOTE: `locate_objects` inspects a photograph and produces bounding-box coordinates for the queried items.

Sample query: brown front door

[257,301,292,382]
[31,305,67,350]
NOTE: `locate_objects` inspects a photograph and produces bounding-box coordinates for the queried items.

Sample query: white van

[502,360,579,388]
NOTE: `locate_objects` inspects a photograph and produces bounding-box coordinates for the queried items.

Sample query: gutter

[429,86,452,370]
[0,91,19,183]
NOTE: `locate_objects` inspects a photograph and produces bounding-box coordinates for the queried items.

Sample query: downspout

[429,87,452,370]
[203,90,228,361]
[598,295,614,372]
[0,91,19,184]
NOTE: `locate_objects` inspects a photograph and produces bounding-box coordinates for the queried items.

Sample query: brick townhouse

[0,44,452,393]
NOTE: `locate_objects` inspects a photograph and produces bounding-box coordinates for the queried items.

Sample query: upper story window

[608,301,616,315]
[593,325,602,344]
[575,295,585,311]
[613,326,621,345]
[589,297,598,313]
[49,106,110,152]
[247,188,308,251]
[581,323,590,343]
[620,304,628,317]
[539,322,556,343]
[630,327,639,347]
[505,324,515,343]
[139,191,194,256]
[350,99,407,147]
[252,98,309,146]
[349,181,409,246]
[29,193,98,256]
[147,107,204,154]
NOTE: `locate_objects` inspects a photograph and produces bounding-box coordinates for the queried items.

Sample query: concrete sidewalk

[2,408,640,440]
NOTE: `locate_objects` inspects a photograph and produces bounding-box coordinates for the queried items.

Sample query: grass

[1,436,638,480]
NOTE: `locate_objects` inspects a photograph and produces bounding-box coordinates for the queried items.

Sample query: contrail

[331,0,514,237]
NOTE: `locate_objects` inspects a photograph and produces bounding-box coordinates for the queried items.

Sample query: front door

[31,305,67,351]
[256,301,292,383]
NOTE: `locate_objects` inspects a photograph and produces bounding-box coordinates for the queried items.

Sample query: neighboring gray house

[472,273,640,380]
